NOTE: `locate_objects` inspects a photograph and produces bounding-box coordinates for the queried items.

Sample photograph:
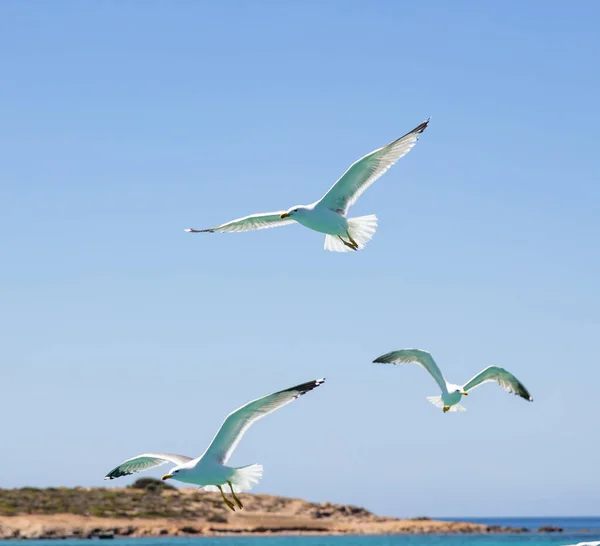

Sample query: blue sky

[1,1,599,518]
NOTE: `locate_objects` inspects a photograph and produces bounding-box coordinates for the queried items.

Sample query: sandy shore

[0,513,509,539]
[0,487,527,539]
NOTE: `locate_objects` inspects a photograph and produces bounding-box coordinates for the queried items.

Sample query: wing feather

[317,120,429,215]
[104,453,193,480]
[202,379,325,464]
[373,348,447,393]
[462,366,533,401]
[185,211,294,233]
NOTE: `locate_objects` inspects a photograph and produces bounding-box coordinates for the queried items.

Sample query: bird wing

[373,348,447,392]
[317,120,429,215]
[104,453,193,480]
[202,379,325,464]
[185,211,294,233]
[461,366,533,401]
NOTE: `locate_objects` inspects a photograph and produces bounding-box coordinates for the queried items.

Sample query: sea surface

[1,518,598,546]
[442,517,600,532]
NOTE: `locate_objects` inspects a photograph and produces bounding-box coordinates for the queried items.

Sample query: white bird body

[186,120,429,252]
[104,379,325,510]
[289,204,348,235]
[164,457,261,493]
[164,457,235,488]
[373,349,533,413]
[439,384,463,408]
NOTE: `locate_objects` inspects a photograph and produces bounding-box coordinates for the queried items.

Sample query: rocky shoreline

[0,485,562,539]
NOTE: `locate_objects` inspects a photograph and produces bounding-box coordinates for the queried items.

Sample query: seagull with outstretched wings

[373,349,533,413]
[186,120,429,252]
[105,379,325,511]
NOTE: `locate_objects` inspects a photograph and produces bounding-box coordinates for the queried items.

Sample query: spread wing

[373,348,447,392]
[317,120,429,215]
[202,379,325,464]
[185,211,294,233]
[462,366,533,401]
[104,453,193,480]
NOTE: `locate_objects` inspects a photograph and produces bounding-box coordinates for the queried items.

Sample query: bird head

[162,467,183,481]
[449,384,468,396]
[280,206,306,219]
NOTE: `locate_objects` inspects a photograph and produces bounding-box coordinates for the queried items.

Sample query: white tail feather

[203,464,263,493]
[232,463,263,492]
[426,396,467,413]
[426,395,444,408]
[324,214,378,252]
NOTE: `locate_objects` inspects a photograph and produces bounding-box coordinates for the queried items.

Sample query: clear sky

[1,0,599,518]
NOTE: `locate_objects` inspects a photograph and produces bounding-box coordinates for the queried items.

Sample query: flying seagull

[373,349,533,413]
[185,120,429,252]
[105,378,325,511]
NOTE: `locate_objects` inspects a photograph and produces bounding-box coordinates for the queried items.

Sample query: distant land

[0,480,561,539]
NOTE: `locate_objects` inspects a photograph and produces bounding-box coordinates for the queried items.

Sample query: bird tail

[231,463,264,492]
[426,396,467,412]
[323,214,378,252]
[426,395,445,408]
[202,464,263,494]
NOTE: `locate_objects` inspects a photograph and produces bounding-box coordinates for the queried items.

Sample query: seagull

[104,378,325,511]
[372,349,533,413]
[185,120,429,252]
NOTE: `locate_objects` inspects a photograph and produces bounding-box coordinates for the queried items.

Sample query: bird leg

[346,230,359,249]
[337,235,358,251]
[228,481,243,509]
[443,406,450,413]
[217,484,236,511]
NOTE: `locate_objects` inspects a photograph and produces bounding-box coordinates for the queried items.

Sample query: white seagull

[105,378,325,511]
[373,349,533,413]
[185,120,429,252]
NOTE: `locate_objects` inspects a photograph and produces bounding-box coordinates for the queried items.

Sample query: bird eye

[294,208,298,212]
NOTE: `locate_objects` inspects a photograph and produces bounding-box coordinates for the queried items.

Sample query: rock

[487,525,528,533]
[538,525,564,533]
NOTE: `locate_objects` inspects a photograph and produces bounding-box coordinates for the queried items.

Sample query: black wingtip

[104,468,132,480]
[394,120,429,144]
[524,391,534,402]
[516,381,533,402]
[373,351,396,364]
[185,228,214,233]
[414,119,430,134]
[288,378,326,397]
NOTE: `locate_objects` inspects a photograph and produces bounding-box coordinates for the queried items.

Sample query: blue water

[1,536,597,546]
[443,516,600,531]
[2,519,599,546]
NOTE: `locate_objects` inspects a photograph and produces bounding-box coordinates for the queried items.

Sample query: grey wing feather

[185,211,294,233]
[202,379,325,464]
[104,453,193,480]
[373,348,447,392]
[317,120,429,215]
[462,366,533,401]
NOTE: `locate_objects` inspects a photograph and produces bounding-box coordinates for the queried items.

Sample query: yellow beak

[280,212,290,219]
[460,391,468,396]
[162,474,173,480]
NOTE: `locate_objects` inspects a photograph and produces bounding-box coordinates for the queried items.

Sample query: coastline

[0,513,526,539]
[0,487,552,540]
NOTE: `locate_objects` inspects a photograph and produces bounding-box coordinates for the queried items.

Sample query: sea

[1,518,598,546]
